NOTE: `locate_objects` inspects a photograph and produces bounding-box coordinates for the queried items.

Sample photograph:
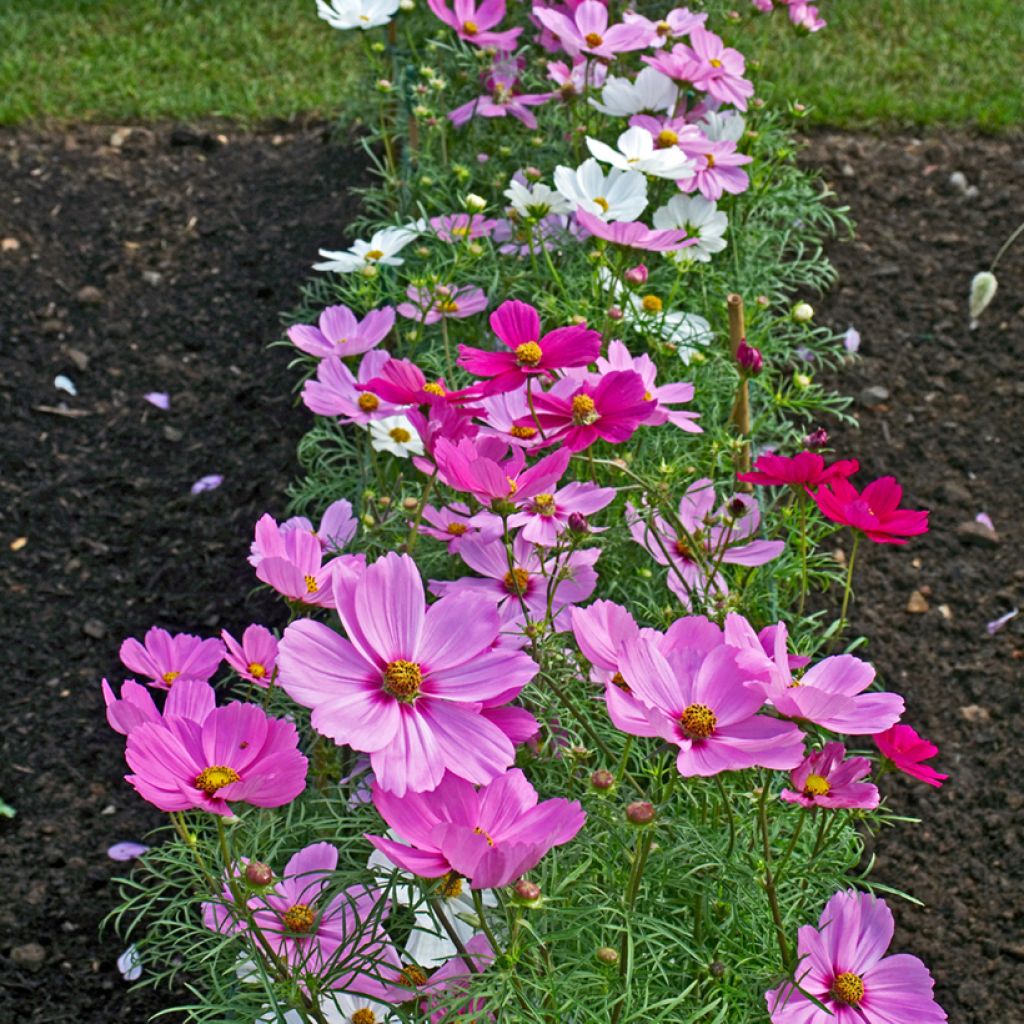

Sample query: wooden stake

[727,293,752,487]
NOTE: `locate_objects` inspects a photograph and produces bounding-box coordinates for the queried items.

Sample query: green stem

[757,776,792,971]
[797,491,809,616]
[471,888,504,961]
[833,530,861,647]
[714,774,737,860]
[610,828,655,1024]
[405,469,437,551]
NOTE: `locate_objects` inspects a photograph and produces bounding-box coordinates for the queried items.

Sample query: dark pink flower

[766,890,946,1023]
[812,476,929,544]
[576,208,695,252]
[458,298,601,395]
[427,0,523,49]
[367,769,585,888]
[102,676,215,735]
[221,624,279,687]
[507,480,616,546]
[119,626,224,690]
[302,350,401,426]
[359,357,479,407]
[287,303,395,358]
[873,724,948,788]
[738,451,859,489]
[780,742,880,810]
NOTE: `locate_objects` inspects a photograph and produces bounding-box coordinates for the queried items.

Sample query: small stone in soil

[906,590,929,614]
[959,704,991,723]
[859,385,891,406]
[955,521,999,547]
[66,347,90,371]
[76,285,104,305]
[82,619,107,639]
[11,942,46,972]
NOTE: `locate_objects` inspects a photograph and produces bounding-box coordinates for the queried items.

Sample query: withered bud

[590,768,615,791]
[626,801,656,825]
[596,946,619,965]
[244,861,273,887]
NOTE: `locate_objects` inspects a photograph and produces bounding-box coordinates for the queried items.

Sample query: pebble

[859,385,890,406]
[82,618,107,640]
[67,347,90,371]
[959,704,991,723]
[936,480,971,505]
[76,285,104,306]
[1,236,20,252]
[141,270,163,286]
[11,942,46,972]
[163,426,184,443]
[42,318,67,335]
[906,590,929,614]
[956,521,999,548]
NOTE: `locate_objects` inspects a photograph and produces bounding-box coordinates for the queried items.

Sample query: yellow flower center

[452,226,470,237]
[194,765,240,795]
[830,972,865,1006]
[473,825,496,847]
[365,249,385,261]
[571,393,599,426]
[423,381,446,396]
[506,476,519,495]
[247,662,267,678]
[437,299,460,314]
[503,568,530,596]
[437,871,464,898]
[675,538,694,560]
[656,128,679,148]
[656,20,672,35]
[162,670,181,685]
[383,660,423,701]
[351,1010,378,1024]
[706,153,716,169]
[510,425,537,439]
[304,574,319,594]
[389,427,412,443]
[282,903,316,933]
[680,703,717,740]
[358,393,380,412]
[709,57,722,68]
[446,522,468,536]
[462,20,478,34]
[803,773,831,797]
[641,295,663,313]
[532,493,556,516]
[643,391,652,401]
[611,671,631,693]
[593,196,610,213]
[400,964,428,988]
[584,32,604,47]
[515,341,543,367]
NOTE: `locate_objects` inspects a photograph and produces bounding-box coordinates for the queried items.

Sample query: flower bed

[103,4,951,1022]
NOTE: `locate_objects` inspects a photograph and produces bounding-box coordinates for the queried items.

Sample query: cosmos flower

[622,6,707,47]
[302,350,401,427]
[589,66,679,117]
[546,55,606,100]
[738,451,859,489]
[780,742,880,810]
[430,213,499,243]
[102,676,215,736]
[504,178,573,220]
[427,0,523,50]
[221,624,279,687]
[553,158,649,222]
[396,283,488,325]
[652,194,728,262]
[314,223,421,274]
[587,125,695,180]
[644,27,755,110]
[119,626,224,691]
[316,0,401,31]
[812,476,929,544]
[873,724,948,787]
[417,502,499,552]
[576,209,694,252]
[370,415,427,458]
[507,480,616,547]
[674,136,752,201]
[532,0,650,60]
[288,304,395,359]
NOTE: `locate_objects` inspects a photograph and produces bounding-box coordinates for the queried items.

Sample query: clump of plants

[106,3,949,1022]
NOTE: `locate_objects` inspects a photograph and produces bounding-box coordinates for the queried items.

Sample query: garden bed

[0,124,1020,1023]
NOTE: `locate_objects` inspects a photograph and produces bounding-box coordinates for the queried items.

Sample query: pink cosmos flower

[622,7,707,47]
[546,55,606,100]
[780,742,880,810]
[507,480,615,546]
[119,626,225,690]
[102,676,215,735]
[221,624,279,687]
[738,451,859,489]
[493,213,575,256]
[434,435,571,508]
[644,28,755,110]
[359,357,479,407]
[367,769,585,888]
[532,0,650,60]
[430,213,499,243]
[784,1,826,33]
[420,934,495,1022]
[427,0,522,50]
[418,502,499,552]
[277,553,539,796]
[302,350,401,426]
[518,370,655,452]
[250,501,358,564]
[873,724,948,788]
[407,402,481,479]
[629,113,706,155]
[204,843,405,997]
[458,299,602,395]
[675,136,752,201]
[449,61,553,130]
[396,283,488,325]
[576,208,694,252]
[812,476,929,544]
[597,339,701,433]
[476,387,545,449]
[611,636,805,776]
[124,697,307,815]
[765,890,946,1023]
[431,532,600,629]
[287,304,395,359]
[628,480,784,606]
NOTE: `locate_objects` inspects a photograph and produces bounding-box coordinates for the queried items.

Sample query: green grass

[0,0,1021,128]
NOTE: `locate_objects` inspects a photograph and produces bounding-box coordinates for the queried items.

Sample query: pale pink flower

[430,213,499,243]
[417,502,500,552]
[576,208,695,253]
[427,0,523,49]
[301,350,401,425]
[288,304,395,358]
[675,136,752,201]
[119,626,224,691]
[102,676,215,735]
[396,283,488,324]
[532,0,650,60]
[644,28,755,110]
[507,480,615,546]
[622,7,707,47]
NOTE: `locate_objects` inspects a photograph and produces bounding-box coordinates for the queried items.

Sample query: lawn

[0,0,1021,129]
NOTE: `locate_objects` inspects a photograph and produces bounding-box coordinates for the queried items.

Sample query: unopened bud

[513,879,541,903]
[399,0,414,10]
[792,301,814,323]
[567,512,589,535]
[626,801,655,825]
[360,264,379,279]
[378,496,392,508]
[596,946,619,965]
[244,861,273,887]
[524,166,542,181]
[805,427,829,450]
[465,193,487,212]
[727,497,749,518]
[969,271,998,328]
[607,305,624,321]
[623,264,648,286]
[794,372,812,389]
[402,497,419,511]
[375,79,393,93]
[590,768,615,790]
[735,340,763,375]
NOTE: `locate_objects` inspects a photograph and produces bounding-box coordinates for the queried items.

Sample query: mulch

[0,123,1019,1023]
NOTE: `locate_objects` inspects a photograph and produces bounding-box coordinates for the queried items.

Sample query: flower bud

[524,166,542,181]
[606,305,624,321]
[794,372,812,389]
[465,193,487,213]
[735,340,763,375]
[378,496,392,508]
[402,497,419,511]
[567,512,589,535]
[360,264,379,279]
[805,427,829,450]
[513,879,541,903]
[792,301,814,323]
[590,768,615,791]
[969,271,998,328]
[755,294,770,307]
[468,242,484,257]
[624,264,648,286]
[626,801,655,825]
[399,0,414,10]
[375,78,393,93]
[244,861,273,887]
[596,946,619,966]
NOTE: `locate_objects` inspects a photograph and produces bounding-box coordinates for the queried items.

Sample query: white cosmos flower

[589,67,679,117]
[652,194,728,263]
[553,158,647,222]
[256,992,398,1024]
[661,310,714,363]
[313,223,421,273]
[586,126,695,181]
[699,109,746,143]
[316,0,400,30]
[504,179,572,219]
[369,415,424,458]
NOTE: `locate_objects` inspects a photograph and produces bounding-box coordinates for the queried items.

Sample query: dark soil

[803,131,1024,1022]
[0,124,1020,1024]
[0,123,365,1022]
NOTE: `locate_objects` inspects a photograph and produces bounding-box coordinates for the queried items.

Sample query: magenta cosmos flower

[434,435,570,508]
[359,357,479,407]
[287,303,395,359]
[812,476,929,544]
[738,451,859,489]
[396,283,488,325]
[675,136,752,201]
[204,842,405,998]
[766,890,946,1024]
[644,28,755,110]
[277,553,539,796]
[427,0,522,49]
[476,386,546,449]
[873,724,948,787]
[302,350,402,426]
[611,637,805,776]
[124,697,307,815]
[102,676,215,735]
[430,213,498,243]
[507,480,616,546]
[519,370,654,452]
[780,742,880,810]
[532,0,650,60]
[458,298,601,396]
[120,626,224,690]
[367,769,585,888]
[417,502,500,553]
[220,624,279,687]
[577,208,694,253]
